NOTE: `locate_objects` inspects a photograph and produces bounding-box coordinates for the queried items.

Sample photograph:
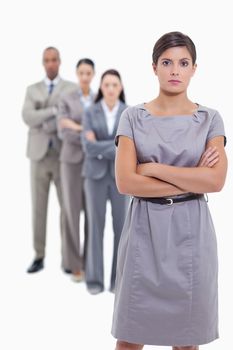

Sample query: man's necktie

[48,82,54,94]
[48,82,54,149]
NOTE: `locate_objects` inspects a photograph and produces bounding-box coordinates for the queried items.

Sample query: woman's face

[76,63,95,89]
[100,74,122,102]
[153,46,196,94]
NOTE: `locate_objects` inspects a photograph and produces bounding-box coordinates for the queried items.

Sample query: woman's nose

[170,71,179,76]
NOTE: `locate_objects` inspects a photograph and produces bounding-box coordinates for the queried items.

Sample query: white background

[0,0,232,349]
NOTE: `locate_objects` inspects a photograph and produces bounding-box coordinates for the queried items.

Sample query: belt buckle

[166,198,173,206]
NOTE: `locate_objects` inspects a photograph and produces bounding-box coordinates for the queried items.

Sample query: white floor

[0,183,231,350]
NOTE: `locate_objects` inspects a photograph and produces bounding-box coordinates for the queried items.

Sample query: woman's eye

[162,60,170,66]
[180,60,189,67]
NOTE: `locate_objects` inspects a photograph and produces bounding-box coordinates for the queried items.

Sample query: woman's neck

[103,98,119,111]
[80,86,90,96]
[151,92,197,115]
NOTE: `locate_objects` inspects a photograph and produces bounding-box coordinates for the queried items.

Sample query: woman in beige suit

[58,58,95,282]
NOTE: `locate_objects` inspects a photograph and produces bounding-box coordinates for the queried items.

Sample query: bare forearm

[141,163,225,193]
[116,136,187,197]
[116,173,187,197]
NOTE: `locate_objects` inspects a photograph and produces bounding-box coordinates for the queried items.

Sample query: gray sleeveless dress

[111,104,226,346]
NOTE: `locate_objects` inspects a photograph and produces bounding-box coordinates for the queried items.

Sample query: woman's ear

[192,63,197,77]
[152,63,157,76]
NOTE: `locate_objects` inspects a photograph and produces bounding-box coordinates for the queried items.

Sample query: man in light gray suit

[22,47,76,273]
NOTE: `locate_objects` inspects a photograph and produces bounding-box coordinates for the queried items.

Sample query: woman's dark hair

[95,69,126,103]
[152,31,196,65]
[76,58,95,69]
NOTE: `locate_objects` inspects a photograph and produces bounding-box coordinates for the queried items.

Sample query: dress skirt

[111,196,219,346]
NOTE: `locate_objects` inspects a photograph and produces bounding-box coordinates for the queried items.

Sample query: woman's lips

[168,80,181,84]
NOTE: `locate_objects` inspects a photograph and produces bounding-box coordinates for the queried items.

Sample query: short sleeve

[115,108,134,146]
[207,110,227,146]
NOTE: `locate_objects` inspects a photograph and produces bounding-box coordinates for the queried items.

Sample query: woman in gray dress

[58,58,95,282]
[111,32,227,350]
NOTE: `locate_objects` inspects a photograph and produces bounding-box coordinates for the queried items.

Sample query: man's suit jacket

[58,88,95,164]
[82,100,127,180]
[22,79,76,161]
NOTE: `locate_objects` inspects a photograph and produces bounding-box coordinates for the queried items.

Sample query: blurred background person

[22,47,76,273]
[57,58,95,282]
[82,69,128,295]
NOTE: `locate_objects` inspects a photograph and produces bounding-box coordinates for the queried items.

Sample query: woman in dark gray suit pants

[58,59,95,282]
[82,69,128,294]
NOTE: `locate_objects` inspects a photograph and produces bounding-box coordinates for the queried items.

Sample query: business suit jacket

[58,87,95,164]
[57,88,95,271]
[83,100,128,289]
[22,79,76,160]
[82,101,127,179]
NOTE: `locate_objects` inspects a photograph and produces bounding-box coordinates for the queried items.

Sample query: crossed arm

[22,88,56,128]
[58,97,83,133]
[57,97,83,144]
[81,110,116,160]
[115,136,227,197]
[59,118,83,132]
